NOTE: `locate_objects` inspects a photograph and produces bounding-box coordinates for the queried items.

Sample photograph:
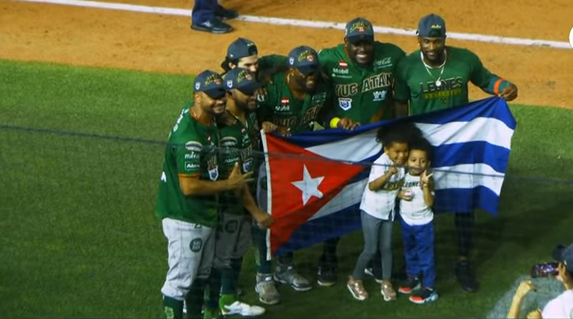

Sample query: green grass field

[1,59,573,318]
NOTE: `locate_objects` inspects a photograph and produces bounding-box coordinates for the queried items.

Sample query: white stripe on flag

[305,130,379,162]
[308,163,504,221]
[433,163,506,195]
[416,117,514,149]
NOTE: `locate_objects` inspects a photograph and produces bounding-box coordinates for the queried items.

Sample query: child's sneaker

[346,276,369,301]
[398,277,421,294]
[409,287,438,304]
[380,280,397,301]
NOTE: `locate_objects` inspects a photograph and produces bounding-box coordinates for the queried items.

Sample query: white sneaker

[222,301,265,317]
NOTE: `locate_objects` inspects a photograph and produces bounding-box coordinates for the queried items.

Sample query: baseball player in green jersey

[252,45,333,297]
[393,14,518,298]
[155,70,255,319]
[203,68,273,318]
[219,38,287,306]
[315,17,407,287]
[220,38,288,81]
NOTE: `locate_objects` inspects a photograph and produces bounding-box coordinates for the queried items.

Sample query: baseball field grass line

[2,59,573,318]
[10,0,572,49]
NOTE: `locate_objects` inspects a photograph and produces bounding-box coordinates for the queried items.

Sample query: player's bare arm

[178,163,253,196]
[368,166,397,191]
[241,185,273,228]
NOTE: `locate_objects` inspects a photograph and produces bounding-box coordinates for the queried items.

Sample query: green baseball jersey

[258,54,288,73]
[318,42,406,124]
[257,71,332,134]
[155,105,220,227]
[394,46,492,115]
[218,112,256,215]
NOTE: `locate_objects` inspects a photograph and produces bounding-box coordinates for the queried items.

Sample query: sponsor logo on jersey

[220,136,238,147]
[338,60,348,69]
[281,97,289,105]
[333,68,350,74]
[374,57,392,68]
[185,153,199,160]
[185,161,199,171]
[275,98,290,112]
[185,141,203,152]
[338,97,352,111]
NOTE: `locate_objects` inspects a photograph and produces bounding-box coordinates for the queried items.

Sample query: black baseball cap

[417,13,447,38]
[345,17,375,44]
[194,70,226,99]
[226,38,258,60]
[223,67,261,96]
[553,243,573,273]
[286,46,319,76]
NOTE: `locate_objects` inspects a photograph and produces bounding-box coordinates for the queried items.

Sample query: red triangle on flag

[264,133,365,256]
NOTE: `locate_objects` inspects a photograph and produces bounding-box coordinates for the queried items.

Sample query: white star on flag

[291,165,325,205]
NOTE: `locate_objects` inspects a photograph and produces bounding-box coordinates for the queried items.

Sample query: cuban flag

[260,97,516,257]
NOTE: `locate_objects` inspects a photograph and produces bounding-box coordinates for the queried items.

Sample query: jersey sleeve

[175,139,202,176]
[255,86,274,123]
[393,57,411,102]
[468,50,492,89]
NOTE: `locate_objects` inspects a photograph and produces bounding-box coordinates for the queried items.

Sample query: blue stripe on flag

[432,142,511,173]
[279,97,515,148]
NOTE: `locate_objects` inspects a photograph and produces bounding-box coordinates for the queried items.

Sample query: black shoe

[317,263,337,287]
[191,19,233,34]
[454,261,479,292]
[215,5,239,20]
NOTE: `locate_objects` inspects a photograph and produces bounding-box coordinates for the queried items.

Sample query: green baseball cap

[345,17,374,44]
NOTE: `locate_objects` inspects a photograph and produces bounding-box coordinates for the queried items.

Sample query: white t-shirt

[360,153,405,221]
[542,289,573,319]
[399,173,434,226]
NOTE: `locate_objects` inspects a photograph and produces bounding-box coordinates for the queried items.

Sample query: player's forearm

[394,100,409,118]
[241,185,262,216]
[180,178,233,196]
[482,74,512,95]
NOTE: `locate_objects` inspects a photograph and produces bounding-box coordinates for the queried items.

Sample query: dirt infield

[1,0,572,108]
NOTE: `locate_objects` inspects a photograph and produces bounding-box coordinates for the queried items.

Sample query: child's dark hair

[409,137,434,163]
[376,121,423,147]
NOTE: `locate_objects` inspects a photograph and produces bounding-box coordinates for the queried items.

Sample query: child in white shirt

[347,122,422,302]
[396,137,438,304]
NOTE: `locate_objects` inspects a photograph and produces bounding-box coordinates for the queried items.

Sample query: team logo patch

[195,82,200,90]
[338,97,352,111]
[207,157,219,181]
[225,220,239,233]
[189,238,203,252]
[185,141,202,152]
[227,80,233,88]
[242,158,253,173]
[288,57,295,65]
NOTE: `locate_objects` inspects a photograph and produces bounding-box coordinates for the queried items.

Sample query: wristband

[330,117,341,129]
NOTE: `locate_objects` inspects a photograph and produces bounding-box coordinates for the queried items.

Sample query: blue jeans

[401,219,436,288]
